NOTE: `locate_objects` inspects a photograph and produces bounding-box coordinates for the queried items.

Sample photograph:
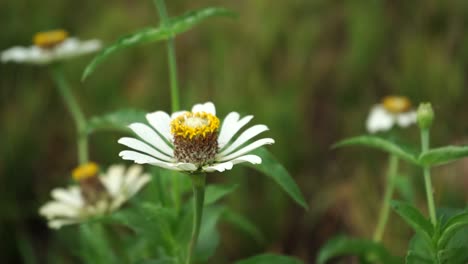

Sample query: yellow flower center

[33,30,69,48]
[382,96,411,113]
[171,112,220,139]
[72,162,99,181]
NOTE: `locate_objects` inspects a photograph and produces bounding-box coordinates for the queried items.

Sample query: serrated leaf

[333,135,419,164]
[82,7,235,80]
[316,236,403,264]
[235,253,304,264]
[419,146,468,167]
[438,211,468,249]
[86,109,147,134]
[204,184,238,205]
[247,147,308,209]
[391,201,433,242]
[222,208,265,244]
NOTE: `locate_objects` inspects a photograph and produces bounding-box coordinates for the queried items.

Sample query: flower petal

[366,105,394,133]
[171,110,188,120]
[48,219,80,229]
[396,111,417,127]
[126,173,151,197]
[124,164,144,187]
[217,138,275,162]
[129,123,174,156]
[203,155,262,172]
[39,201,81,218]
[174,163,198,171]
[51,187,84,208]
[191,102,216,115]
[218,113,254,148]
[119,150,182,171]
[203,162,233,172]
[101,164,125,196]
[219,124,269,155]
[118,137,173,162]
[146,111,173,142]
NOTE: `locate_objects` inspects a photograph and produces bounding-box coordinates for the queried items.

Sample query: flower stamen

[382,96,411,113]
[171,112,220,139]
[33,30,69,49]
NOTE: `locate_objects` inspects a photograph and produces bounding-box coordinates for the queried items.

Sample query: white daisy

[39,162,150,229]
[118,102,275,173]
[1,29,101,65]
[366,96,417,133]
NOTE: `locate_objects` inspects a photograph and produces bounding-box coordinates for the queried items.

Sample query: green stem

[373,155,399,242]
[421,128,437,226]
[186,173,206,264]
[50,64,89,164]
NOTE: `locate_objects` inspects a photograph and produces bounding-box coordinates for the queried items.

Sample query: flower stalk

[50,64,89,164]
[186,173,206,264]
[421,128,437,225]
[373,154,399,242]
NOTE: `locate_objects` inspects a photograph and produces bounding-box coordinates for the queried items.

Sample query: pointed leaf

[438,211,468,249]
[222,208,265,244]
[406,250,433,264]
[235,254,303,264]
[390,201,433,241]
[419,146,468,167]
[82,7,235,80]
[248,147,308,209]
[334,135,419,164]
[86,109,147,134]
[438,247,468,264]
[204,184,239,205]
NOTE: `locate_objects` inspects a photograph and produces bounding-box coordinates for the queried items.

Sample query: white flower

[366,96,417,133]
[39,163,150,229]
[1,29,101,65]
[118,102,275,173]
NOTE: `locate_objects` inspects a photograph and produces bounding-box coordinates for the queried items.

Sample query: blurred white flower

[39,163,150,229]
[118,102,275,173]
[366,96,417,133]
[1,29,101,65]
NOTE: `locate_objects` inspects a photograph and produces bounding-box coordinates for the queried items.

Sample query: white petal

[171,110,188,119]
[203,162,233,172]
[218,113,254,148]
[128,123,174,156]
[48,219,80,229]
[175,163,198,171]
[124,164,144,187]
[39,201,81,218]
[54,38,101,60]
[51,187,84,208]
[366,105,394,133]
[126,174,151,197]
[203,154,262,172]
[118,137,173,162]
[397,111,417,127]
[146,111,173,142]
[101,165,125,196]
[219,124,269,155]
[119,150,181,171]
[191,102,216,115]
[217,138,275,162]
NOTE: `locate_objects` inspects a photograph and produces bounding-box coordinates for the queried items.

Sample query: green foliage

[235,253,304,264]
[248,147,308,209]
[82,7,235,80]
[390,201,433,242]
[204,184,239,205]
[438,210,468,249]
[86,109,147,134]
[222,208,265,244]
[418,146,468,167]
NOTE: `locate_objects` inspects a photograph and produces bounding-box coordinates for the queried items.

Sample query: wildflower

[39,162,150,229]
[366,96,417,133]
[118,102,275,173]
[1,29,101,65]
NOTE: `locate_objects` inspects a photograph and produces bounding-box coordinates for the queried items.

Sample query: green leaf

[235,253,304,264]
[316,236,403,264]
[438,247,468,264]
[438,211,468,249]
[86,109,147,134]
[390,201,433,241]
[82,7,235,80]
[333,135,419,164]
[394,174,415,203]
[79,223,117,264]
[222,208,265,244]
[406,250,433,264]
[248,147,308,209]
[195,206,225,262]
[419,146,468,167]
[204,184,239,205]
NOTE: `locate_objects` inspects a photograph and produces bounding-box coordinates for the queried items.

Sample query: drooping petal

[118,137,173,162]
[192,102,216,115]
[217,138,275,162]
[366,105,394,133]
[48,219,80,229]
[396,111,417,127]
[119,150,182,171]
[174,163,198,171]
[124,164,144,187]
[39,201,81,218]
[126,173,151,197]
[146,111,173,142]
[203,155,262,172]
[218,113,254,148]
[51,188,84,208]
[101,164,125,196]
[128,123,174,156]
[219,124,269,155]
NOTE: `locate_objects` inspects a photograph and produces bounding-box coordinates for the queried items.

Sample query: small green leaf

[419,146,468,167]
[86,109,147,134]
[235,253,304,264]
[222,208,265,244]
[248,147,308,209]
[438,211,468,249]
[390,201,433,241]
[82,7,235,80]
[204,184,239,205]
[317,236,402,264]
[405,250,433,264]
[438,247,468,264]
[333,135,419,164]
[394,174,415,203]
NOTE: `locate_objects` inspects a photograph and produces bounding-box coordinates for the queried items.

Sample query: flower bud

[417,103,434,129]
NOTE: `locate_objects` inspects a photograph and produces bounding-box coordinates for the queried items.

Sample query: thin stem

[50,64,89,164]
[421,129,437,226]
[186,173,206,264]
[373,155,399,242]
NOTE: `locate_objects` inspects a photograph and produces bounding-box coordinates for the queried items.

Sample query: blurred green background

[1,0,468,263]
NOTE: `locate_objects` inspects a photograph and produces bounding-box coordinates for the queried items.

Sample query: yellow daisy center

[72,162,99,181]
[33,30,69,48]
[171,112,220,139]
[382,96,411,113]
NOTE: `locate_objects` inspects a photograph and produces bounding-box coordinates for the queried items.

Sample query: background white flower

[1,30,101,65]
[39,163,150,229]
[366,96,417,133]
[118,102,275,173]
